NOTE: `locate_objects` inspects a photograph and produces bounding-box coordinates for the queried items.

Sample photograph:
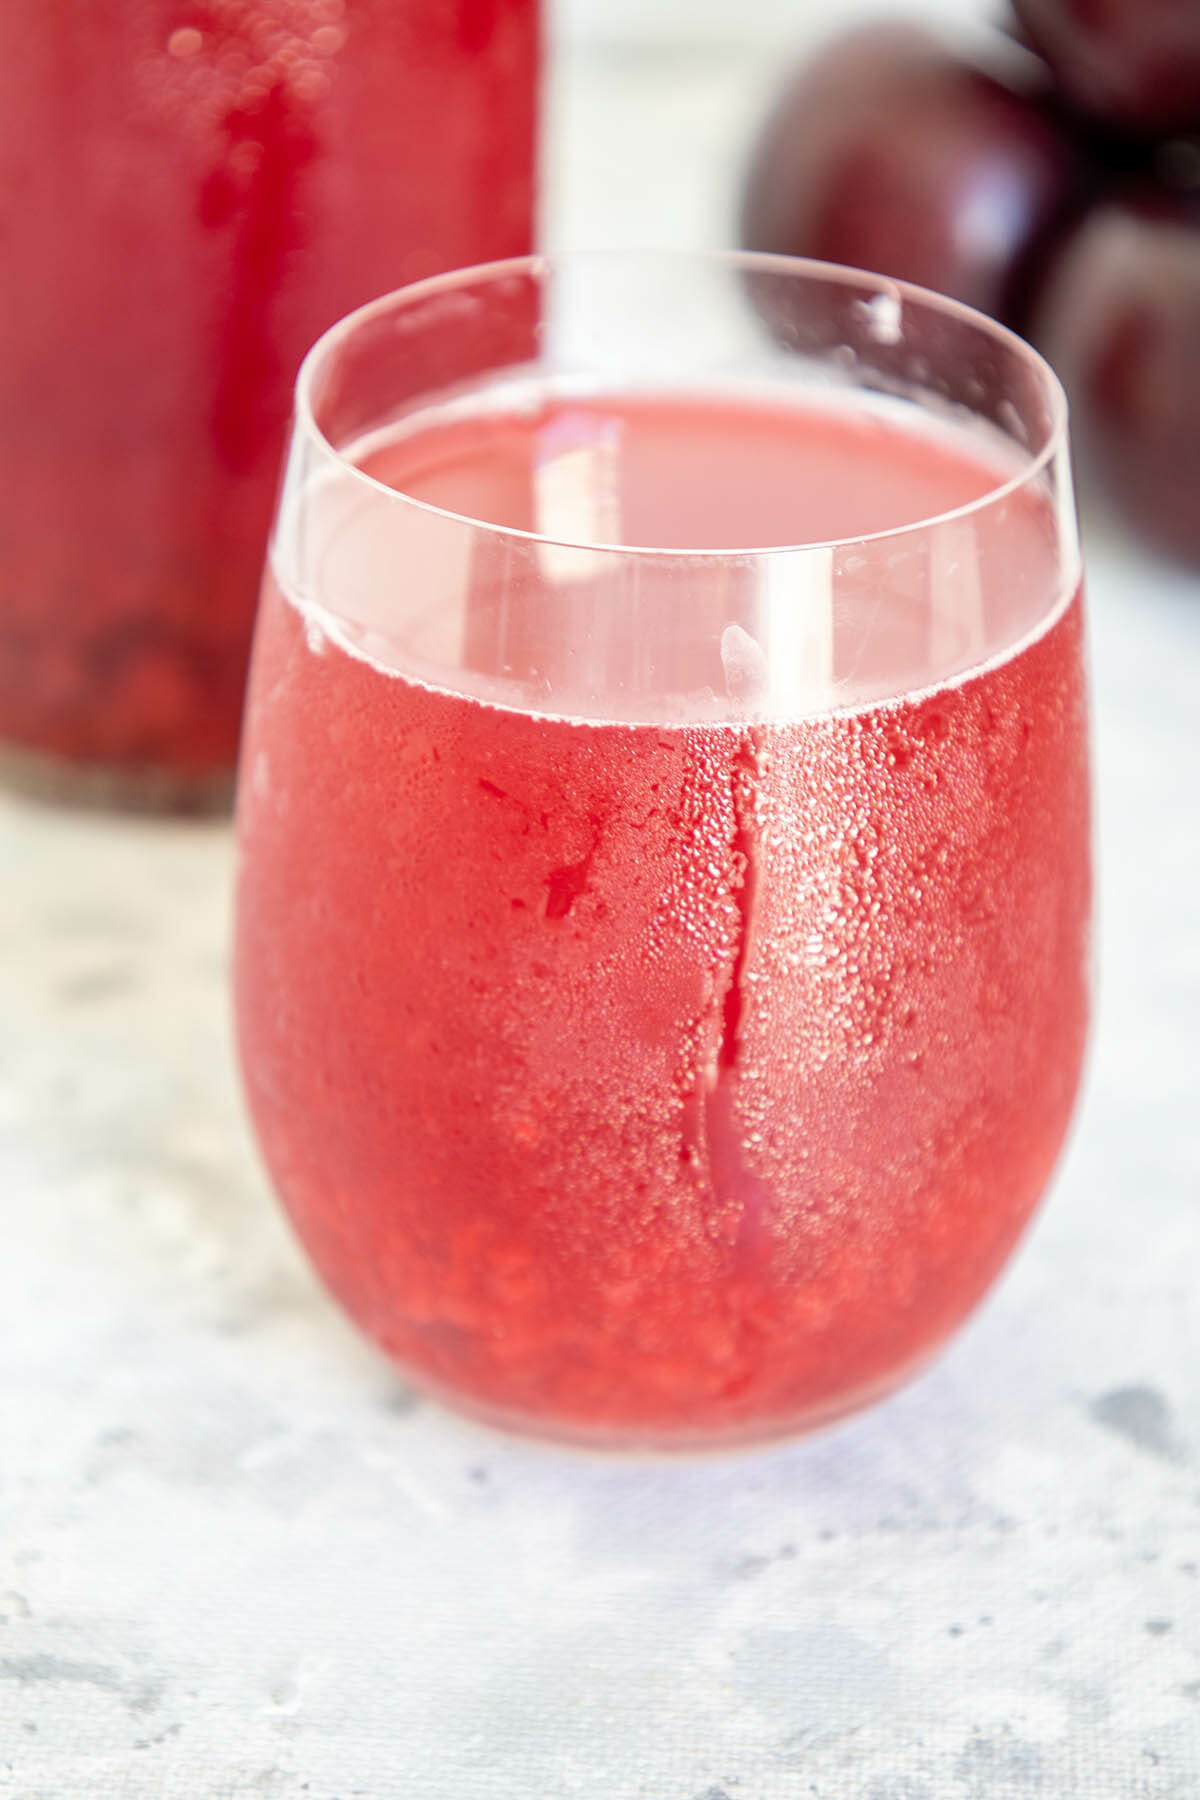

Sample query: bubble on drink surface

[859,290,903,347]
[721,624,770,705]
[167,26,204,57]
[303,609,328,656]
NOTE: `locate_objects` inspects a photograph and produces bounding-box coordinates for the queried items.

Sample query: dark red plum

[1012,0,1200,136]
[1032,191,1200,562]
[740,21,1087,326]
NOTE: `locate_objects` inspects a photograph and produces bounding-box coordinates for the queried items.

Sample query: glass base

[379,1341,943,1458]
[0,739,234,815]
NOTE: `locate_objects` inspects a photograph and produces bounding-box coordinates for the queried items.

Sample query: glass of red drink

[234,252,1090,1448]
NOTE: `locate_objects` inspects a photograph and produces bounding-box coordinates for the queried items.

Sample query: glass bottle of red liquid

[234,253,1091,1449]
[0,1,538,806]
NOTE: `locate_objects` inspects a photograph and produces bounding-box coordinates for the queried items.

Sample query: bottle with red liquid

[0,1,538,806]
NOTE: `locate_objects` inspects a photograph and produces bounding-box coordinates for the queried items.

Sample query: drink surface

[236,384,1090,1443]
[0,1,536,784]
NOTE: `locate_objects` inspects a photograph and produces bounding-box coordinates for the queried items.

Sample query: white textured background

[3,3,1200,1795]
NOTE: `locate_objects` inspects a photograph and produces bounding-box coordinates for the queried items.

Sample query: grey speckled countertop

[4,33,1200,1800]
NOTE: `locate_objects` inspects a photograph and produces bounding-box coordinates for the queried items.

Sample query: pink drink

[235,385,1089,1444]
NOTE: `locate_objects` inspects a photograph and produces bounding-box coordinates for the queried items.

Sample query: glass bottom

[0,739,234,815]
[378,1340,944,1457]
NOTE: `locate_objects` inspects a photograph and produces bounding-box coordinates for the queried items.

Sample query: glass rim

[293,247,1071,564]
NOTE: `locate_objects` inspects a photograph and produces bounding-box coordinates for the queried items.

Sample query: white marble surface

[4,31,1200,1800]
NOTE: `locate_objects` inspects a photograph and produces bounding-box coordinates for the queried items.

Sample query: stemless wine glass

[233,251,1090,1449]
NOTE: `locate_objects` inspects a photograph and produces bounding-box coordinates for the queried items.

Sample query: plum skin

[1013,0,1200,136]
[1032,193,1200,562]
[739,21,1087,328]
